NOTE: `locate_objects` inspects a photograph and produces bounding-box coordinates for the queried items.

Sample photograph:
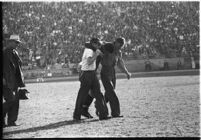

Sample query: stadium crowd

[3,2,199,69]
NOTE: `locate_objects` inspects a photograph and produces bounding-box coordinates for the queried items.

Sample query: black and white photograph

[2,0,200,138]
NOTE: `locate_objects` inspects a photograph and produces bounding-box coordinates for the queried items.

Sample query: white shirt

[81,48,96,71]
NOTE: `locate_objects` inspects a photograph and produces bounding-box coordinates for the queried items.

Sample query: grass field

[3,75,200,138]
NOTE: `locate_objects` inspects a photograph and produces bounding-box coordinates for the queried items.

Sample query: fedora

[9,35,21,43]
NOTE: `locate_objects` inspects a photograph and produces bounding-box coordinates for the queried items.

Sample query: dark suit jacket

[3,48,25,91]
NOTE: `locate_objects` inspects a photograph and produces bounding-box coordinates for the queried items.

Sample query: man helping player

[81,37,132,118]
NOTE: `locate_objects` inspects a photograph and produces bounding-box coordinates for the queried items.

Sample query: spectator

[2,2,199,66]
[145,60,152,71]
[163,60,169,70]
[177,59,182,70]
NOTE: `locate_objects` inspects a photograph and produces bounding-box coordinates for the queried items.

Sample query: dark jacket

[3,48,25,91]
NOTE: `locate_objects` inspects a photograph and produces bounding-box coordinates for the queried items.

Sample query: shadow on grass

[3,118,100,136]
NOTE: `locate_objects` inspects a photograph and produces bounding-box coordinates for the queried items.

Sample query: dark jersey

[96,42,121,81]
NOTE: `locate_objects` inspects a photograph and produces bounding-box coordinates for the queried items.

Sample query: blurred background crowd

[3,2,199,70]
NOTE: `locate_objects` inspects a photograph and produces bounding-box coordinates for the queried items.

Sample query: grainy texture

[3,75,200,138]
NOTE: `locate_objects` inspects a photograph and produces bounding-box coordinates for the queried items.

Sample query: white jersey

[81,48,96,71]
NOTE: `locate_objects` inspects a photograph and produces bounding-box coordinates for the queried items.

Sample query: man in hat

[73,38,109,121]
[3,34,26,127]
[82,37,131,118]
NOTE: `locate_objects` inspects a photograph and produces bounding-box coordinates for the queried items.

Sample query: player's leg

[81,92,94,118]
[101,73,120,117]
[91,72,108,120]
[73,72,92,120]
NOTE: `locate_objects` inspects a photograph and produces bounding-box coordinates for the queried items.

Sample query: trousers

[83,71,120,117]
[3,86,19,124]
[73,71,108,119]
[100,72,120,117]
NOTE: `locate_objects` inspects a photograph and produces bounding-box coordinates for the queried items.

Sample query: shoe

[81,107,93,118]
[112,115,123,118]
[99,116,111,120]
[73,118,81,121]
[81,111,93,118]
[73,116,81,121]
[7,122,17,126]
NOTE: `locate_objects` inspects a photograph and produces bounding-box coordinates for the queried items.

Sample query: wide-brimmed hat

[9,35,21,43]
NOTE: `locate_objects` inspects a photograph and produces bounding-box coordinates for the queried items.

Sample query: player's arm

[77,62,82,73]
[87,49,102,65]
[95,55,102,71]
[117,52,131,79]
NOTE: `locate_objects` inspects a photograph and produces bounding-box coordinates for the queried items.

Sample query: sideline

[24,69,199,84]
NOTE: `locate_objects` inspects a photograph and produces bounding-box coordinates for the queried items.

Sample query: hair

[103,43,114,53]
[115,37,125,45]
[90,38,101,45]
[85,42,96,52]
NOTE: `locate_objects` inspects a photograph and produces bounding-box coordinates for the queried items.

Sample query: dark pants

[3,86,19,124]
[101,72,120,117]
[73,71,108,119]
[83,71,120,117]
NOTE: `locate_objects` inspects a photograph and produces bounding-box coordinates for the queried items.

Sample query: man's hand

[96,49,103,56]
[126,72,132,80]
[77,64,82,73]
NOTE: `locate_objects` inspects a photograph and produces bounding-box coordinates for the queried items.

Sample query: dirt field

[3,75,200,138]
